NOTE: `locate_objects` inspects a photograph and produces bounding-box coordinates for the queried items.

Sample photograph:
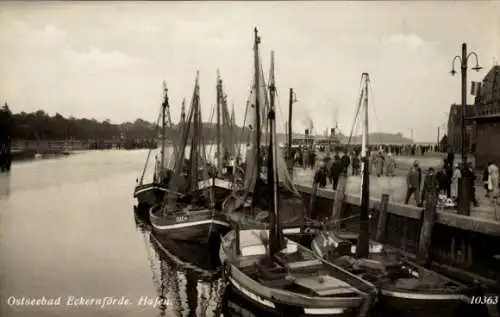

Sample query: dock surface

[292,155,499,223]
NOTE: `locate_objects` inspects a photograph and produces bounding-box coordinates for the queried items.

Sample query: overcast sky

[0,1,498,142]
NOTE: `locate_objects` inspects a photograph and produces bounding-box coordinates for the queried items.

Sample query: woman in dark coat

[437,166,449,196]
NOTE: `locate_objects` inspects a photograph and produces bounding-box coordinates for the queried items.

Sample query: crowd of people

[299,146,401,191]
[295,144,500,209]
[405,153,500,208]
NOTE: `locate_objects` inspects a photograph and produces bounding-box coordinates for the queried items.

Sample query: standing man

[414,160,422,189]
[341,151,351,176]
[405,162,421,205]
[352,152,360,176]
[464,162,479,207]
[385,152,396,177]
[421,167,439,206]
[314,161,328,188]
[375,150,385,177]
[329,156,343,190]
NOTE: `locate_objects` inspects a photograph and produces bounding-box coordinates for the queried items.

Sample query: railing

[474,100,500,117]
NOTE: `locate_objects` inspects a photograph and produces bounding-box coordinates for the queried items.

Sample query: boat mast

[221,94,232,159]
[287,88,294,177]
[216,69,222,170]
[190,72,201,192]
[268,50,285,256]
[181,98,186,123]
[160,81,168,178]
[356,73,370,258]
[253,27,262,204]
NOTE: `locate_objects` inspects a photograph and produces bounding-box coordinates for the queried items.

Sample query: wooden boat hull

[374,290,485,317]
[220,229,377,317]
[196,178,233,208]
[311,231,488,317]
[224,285,280,317]
[133,182,169,208]
[150,206,230,244]
[150,231,221,273]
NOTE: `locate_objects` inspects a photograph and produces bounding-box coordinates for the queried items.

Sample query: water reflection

[134,214,222,317]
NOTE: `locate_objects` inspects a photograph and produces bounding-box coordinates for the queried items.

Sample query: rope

[206,104,216,161]
[304,212,363,229]
[368,78,385,146]
[139,104,164,184]
[346,80,366,147]
[274,89,287,136]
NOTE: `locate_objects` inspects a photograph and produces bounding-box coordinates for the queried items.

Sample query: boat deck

[227,196,306,229]
[226,229,370,298]
[317,232,468,294]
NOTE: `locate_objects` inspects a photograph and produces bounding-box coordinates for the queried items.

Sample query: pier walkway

[292,156,499,223]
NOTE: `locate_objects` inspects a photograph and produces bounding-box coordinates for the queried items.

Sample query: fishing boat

[221,29,313,237]
[149,72,230,243]
[196,70,238,209]
[219,28,377,317]
[134,82,177,216]
[311,73,487,317]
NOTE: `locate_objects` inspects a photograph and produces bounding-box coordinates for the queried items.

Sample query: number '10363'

[470,296,498,305]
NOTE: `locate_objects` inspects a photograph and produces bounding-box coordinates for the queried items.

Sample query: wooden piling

[331,175,347,226]
[417,178,438,266]
[308,181,318,220]
[375,193,389,242]
[457,176,471,216]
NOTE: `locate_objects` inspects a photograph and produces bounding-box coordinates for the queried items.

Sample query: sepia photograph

[0,1,499,317]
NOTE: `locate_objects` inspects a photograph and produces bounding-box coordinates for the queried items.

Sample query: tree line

[1,103,418,145]
[0,104,254,142]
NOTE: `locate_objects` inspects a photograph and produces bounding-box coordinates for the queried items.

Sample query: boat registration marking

[304,307,345,315]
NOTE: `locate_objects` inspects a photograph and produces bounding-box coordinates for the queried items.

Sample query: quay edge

[294,183,500,290]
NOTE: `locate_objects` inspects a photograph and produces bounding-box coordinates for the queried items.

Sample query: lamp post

[450,43,482,162]
[450,43,482,215]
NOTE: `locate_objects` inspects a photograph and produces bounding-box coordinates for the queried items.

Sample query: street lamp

[450,43,482,163]
[450,43,482,216]
[287,88,298,177]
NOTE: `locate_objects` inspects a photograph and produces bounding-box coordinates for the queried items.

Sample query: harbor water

[0,150,218,317]
[0,148,299,317]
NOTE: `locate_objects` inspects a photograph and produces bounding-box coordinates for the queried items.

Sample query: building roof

[482,65,500,84]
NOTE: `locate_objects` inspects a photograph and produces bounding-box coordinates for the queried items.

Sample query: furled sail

[167,74,198,194]
[240,33,300,200]
[242,68,269,194]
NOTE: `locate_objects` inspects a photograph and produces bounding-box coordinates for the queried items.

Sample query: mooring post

[417,179,438,266]
[457,176,472,216]
[375,194,389,242]
[309,181,318,220]
[331,175,347,227]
